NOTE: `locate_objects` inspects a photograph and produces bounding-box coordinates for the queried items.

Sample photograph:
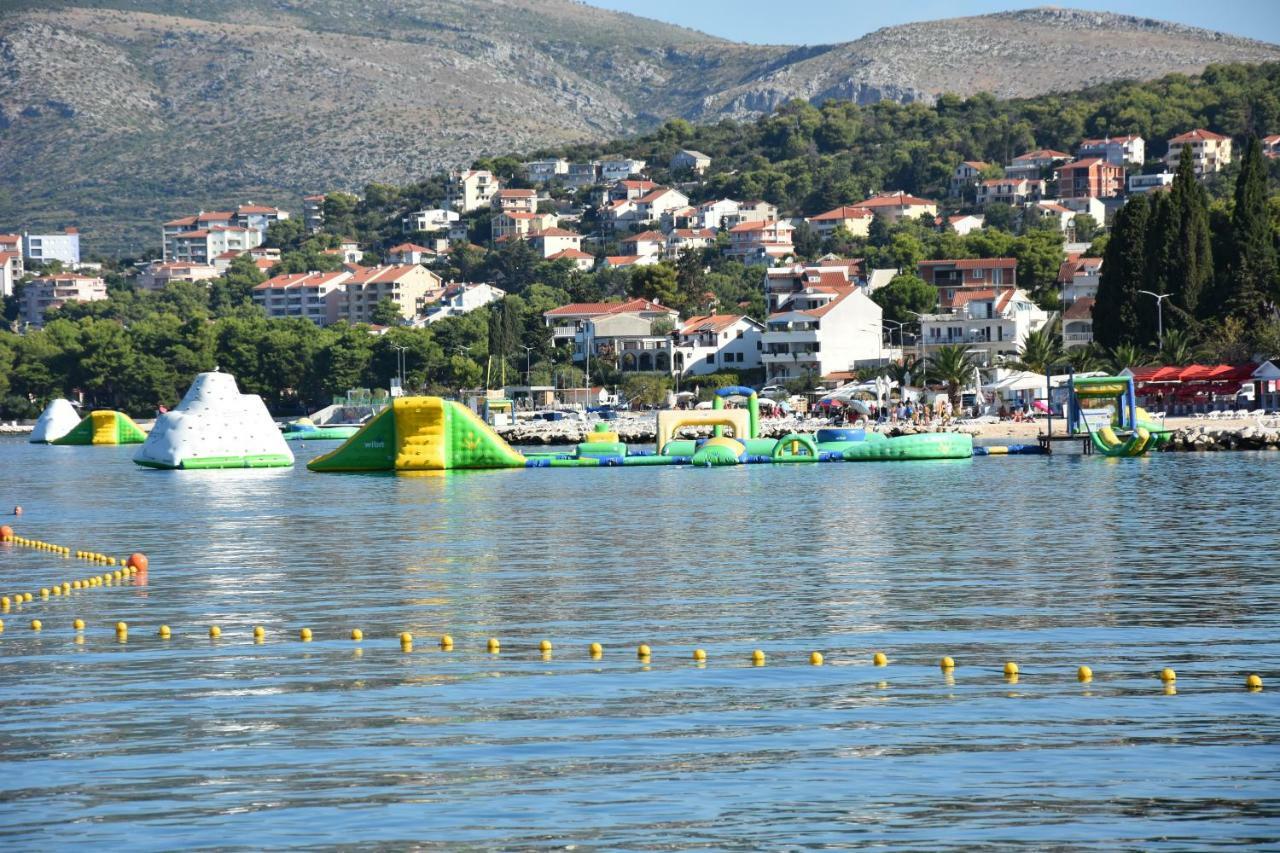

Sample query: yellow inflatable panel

[392,397,447,471]
[91,410,118,444]
[656,409,751,444]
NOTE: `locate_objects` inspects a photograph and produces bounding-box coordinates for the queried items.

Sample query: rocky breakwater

[1164,423,1280,451]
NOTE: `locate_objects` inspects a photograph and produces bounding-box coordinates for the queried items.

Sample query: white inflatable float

[134,371,294,469]
[30,399,81,443]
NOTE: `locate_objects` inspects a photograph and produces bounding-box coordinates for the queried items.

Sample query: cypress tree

[1166,145,1214,322]
[1142,191,1175,345]
[1224,136,1277,327]
[1093,195,1149,348]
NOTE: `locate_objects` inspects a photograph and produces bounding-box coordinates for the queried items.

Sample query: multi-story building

[385,243,437,265]
[607,179,659,203]
[695,199,740,230]
[342,264,444,324]
[419,283,507,324]
[449,169,499,212]
[620,230,666,259]
[917,288,1049,366]
[764,260,866,312]
[546,248,595,271]
[492,211,556,241]
[170,225,262,265]
[673,313,764,376]
[633,187,690,226]
[665,228,718,258]
[807,205,873,238]
[976,178,1045,207]
[1165,129,1233,175]
[1077,135,1145,166]
[1062,297,1095,350]
[253,271,351,324]
[402,208,459,234]
[1004,149,1071,180]
[22,273,107,326]
[527,228,583,259]
[0,234,22,297]
[1058,256,1103,304]
[162,211,233,261]
[1128,172,1175,194]
[918,258,1018,310]
[302,194,326,233]
[23,229,81,266]
[543,298,679,349]
[525,159,569,183]
[597,157,646,183]
[670,149,711,174]
[581,311,676,372]
[233,204,289,233]
[722,200,778,229]
[950,161,989,197]
[492,188,538,214]
[136,262,220,293]
[857,191,938,223]
[1056,158,1125,199]
[761,284,883,381]
[725,220,795,265]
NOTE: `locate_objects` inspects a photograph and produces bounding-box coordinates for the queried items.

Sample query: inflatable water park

[29,399,84,444]
[134,371,294,469]
[308,386,974,472]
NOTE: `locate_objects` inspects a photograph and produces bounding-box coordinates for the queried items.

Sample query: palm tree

[927,344,979,410]
[1157,328,1196,366]
[1107,343,1152,374]
[1004,323,1064,376]
[1065,343,1106,373]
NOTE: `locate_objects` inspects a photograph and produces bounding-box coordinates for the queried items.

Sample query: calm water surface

[0,437,1277,848]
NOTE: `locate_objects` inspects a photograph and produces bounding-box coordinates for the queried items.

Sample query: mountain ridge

[1,2,1278,251]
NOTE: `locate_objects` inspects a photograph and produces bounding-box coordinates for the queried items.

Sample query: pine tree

[1166,145,1214,322]
[1093,195,1149,349]
[1223,136,1278,327]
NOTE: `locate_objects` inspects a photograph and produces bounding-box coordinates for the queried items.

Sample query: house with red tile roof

[385,242,437,265]
[1063,297,1095,349]
[253,270,352,325]
[807,205,873,238]
[1005,149,1072,180]
[22,273,108,327]
[342,264,444,324]
[857,191,938,223]
[1165,129,1233,175]
[491,188,538,214]
[664,228,718,258]
[543,298,679,347]
[1058,256,1103,303]
[546,248,595,271]
[673,313,764,376]
[136,261,220,293]
[762,282,883,382]
[449,169,500,212]
[725,219,794,265]
[621,230,666,259]
[527,227,582,258]
[1056,158,1125,199]
[950,161,990,196]
[976,178,1045,207]
[918,258,1018,310]
[917,287,1049,365]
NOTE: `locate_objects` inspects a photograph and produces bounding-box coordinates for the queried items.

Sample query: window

[736,330,744,339]
[705,354,715,364]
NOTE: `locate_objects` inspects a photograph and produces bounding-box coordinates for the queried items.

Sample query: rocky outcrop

[1163,424,1280,451]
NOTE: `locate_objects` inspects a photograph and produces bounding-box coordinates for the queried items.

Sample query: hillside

[1,1,1278,252]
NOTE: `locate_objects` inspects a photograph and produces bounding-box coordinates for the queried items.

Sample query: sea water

[0,438,1277,847]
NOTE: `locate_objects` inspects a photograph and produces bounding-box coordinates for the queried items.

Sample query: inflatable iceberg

[52,410,147,445]
[30,399,81,443]
[134,371,294,469]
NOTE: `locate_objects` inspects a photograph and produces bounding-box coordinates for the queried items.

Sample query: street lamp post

[391,344,407,395]
[1137,290,1171,351]
[521,345,534,387]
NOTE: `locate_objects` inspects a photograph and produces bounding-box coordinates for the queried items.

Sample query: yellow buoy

[589,642,603,657]
[1003,661,1019,676]
[208,625,221,639]
[0,619,4,632]
[539,639,552,652]
[1246,673,1263,691]
[350,628,363,641]
[159,625,172,638]
[39,588,49,598]
[73,618,84,631]
[692,648,707,662]
[399,632,412,644]
[299,627,312,642]
[637,643,651,658]
[115,621,128,633]
[1160,667,1177,682]
[810,651,824,666]
[940,656,956,670]
[1077,665,1093,682]
[30,619,42,631]
[873,651,887,666]
[1,597,8,609]
[253,625,265,642]
[22,592,31,602]
[487,637,500,653]
[751,649,766,666]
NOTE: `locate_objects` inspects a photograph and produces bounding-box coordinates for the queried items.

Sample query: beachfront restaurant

[1124,364,1261,414]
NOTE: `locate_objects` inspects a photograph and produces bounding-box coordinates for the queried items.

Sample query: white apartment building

[449,169,500,212]
[673,314,764,376]
[598,157,646,183]
[22,274,107,326]
[419,283,507,324]
[23,229,81,266]
[976,178,1045,207]
[696,199,740,230]
[917,288,1049,366]
[1078,135,1145,166]
[0,234,22,297]
[302,194,325,233]
[762,285,883,381]
[170,225,262,265]
[1128,172,1175,194]
[525,159,569,183]
[403,208,459,233]
[492,188,538,214]
[136,261,220,293]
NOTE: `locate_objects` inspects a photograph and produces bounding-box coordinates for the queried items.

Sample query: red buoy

[126,552,149,571]
[0,525,12,541]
